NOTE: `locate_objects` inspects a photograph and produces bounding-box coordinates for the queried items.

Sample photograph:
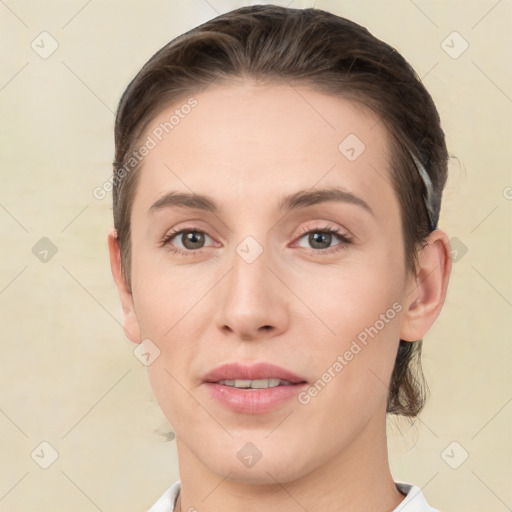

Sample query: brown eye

[296,227,352,254]
[161,227,214,256]
[308,231,334,250]
[179,230,205,250]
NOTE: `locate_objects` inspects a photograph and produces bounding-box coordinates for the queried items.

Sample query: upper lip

[202,362,307,384]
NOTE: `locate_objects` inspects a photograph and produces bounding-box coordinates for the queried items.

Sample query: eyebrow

[147,186,374,217]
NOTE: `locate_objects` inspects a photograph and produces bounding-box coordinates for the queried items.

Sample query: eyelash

[160,224,353,257]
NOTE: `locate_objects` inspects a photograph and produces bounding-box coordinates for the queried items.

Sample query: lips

[202,362,307,384]
[202,362,309,414]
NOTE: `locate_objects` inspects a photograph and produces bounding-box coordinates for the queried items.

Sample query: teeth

[218,378,292,389]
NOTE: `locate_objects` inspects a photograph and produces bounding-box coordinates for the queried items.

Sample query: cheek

[291,256,403,336]
[130,250,205,337]
[294,258,404,401]
[299,308,402,436]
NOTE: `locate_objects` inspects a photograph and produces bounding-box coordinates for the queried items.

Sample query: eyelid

[161,221,353,256]
[160,223,215,245]
[292,223,353,251]
[295,222,352,238]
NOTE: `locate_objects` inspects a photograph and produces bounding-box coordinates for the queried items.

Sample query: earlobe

[400,229,452,342]
[107,227,142,344]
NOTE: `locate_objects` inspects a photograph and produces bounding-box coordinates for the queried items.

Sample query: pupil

[180,231,333,251]
[310,232,330,249]
[183,231,204,249]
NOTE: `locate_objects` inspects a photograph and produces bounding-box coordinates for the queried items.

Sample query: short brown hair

[113,5,448,418]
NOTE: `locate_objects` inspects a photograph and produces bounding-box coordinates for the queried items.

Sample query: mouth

[202,362,308,414]
[216,378,301,389]
[202,361,308,386]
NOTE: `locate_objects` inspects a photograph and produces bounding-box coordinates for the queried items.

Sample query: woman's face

[124,82,418,483]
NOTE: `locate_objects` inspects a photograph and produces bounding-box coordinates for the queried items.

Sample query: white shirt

[147,480,439,511]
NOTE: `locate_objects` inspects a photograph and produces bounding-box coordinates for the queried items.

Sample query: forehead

[131,82,396,221]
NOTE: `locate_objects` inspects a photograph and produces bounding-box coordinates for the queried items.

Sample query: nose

[215,242,290,342]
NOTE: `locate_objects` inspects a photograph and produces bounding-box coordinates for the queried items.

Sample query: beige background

[1,0,511,510]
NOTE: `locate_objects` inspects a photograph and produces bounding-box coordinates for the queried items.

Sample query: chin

[214,460,307,486]
[196,439,311,485]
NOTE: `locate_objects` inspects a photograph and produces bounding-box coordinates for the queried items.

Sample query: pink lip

[202,362,308,415]
[202,362,307,384]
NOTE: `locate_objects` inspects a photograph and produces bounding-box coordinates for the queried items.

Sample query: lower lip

[204,382,308,414]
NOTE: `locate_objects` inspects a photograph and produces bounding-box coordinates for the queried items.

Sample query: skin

[109,81,451,512]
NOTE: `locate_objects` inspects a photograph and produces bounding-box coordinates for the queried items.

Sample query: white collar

[147,480,439,512]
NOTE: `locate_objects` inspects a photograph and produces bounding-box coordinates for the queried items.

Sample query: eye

[295,224,353,255]
[161,226,214,256]
[160,223,353,257]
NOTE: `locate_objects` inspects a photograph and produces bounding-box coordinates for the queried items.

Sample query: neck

[174,412,405,512]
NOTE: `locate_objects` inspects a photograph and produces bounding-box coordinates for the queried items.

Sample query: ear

[400,229,452,342]
[107,227,142,344]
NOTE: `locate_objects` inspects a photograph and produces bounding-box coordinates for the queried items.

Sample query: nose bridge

[215,231,288,338]
[228,232,273,306]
